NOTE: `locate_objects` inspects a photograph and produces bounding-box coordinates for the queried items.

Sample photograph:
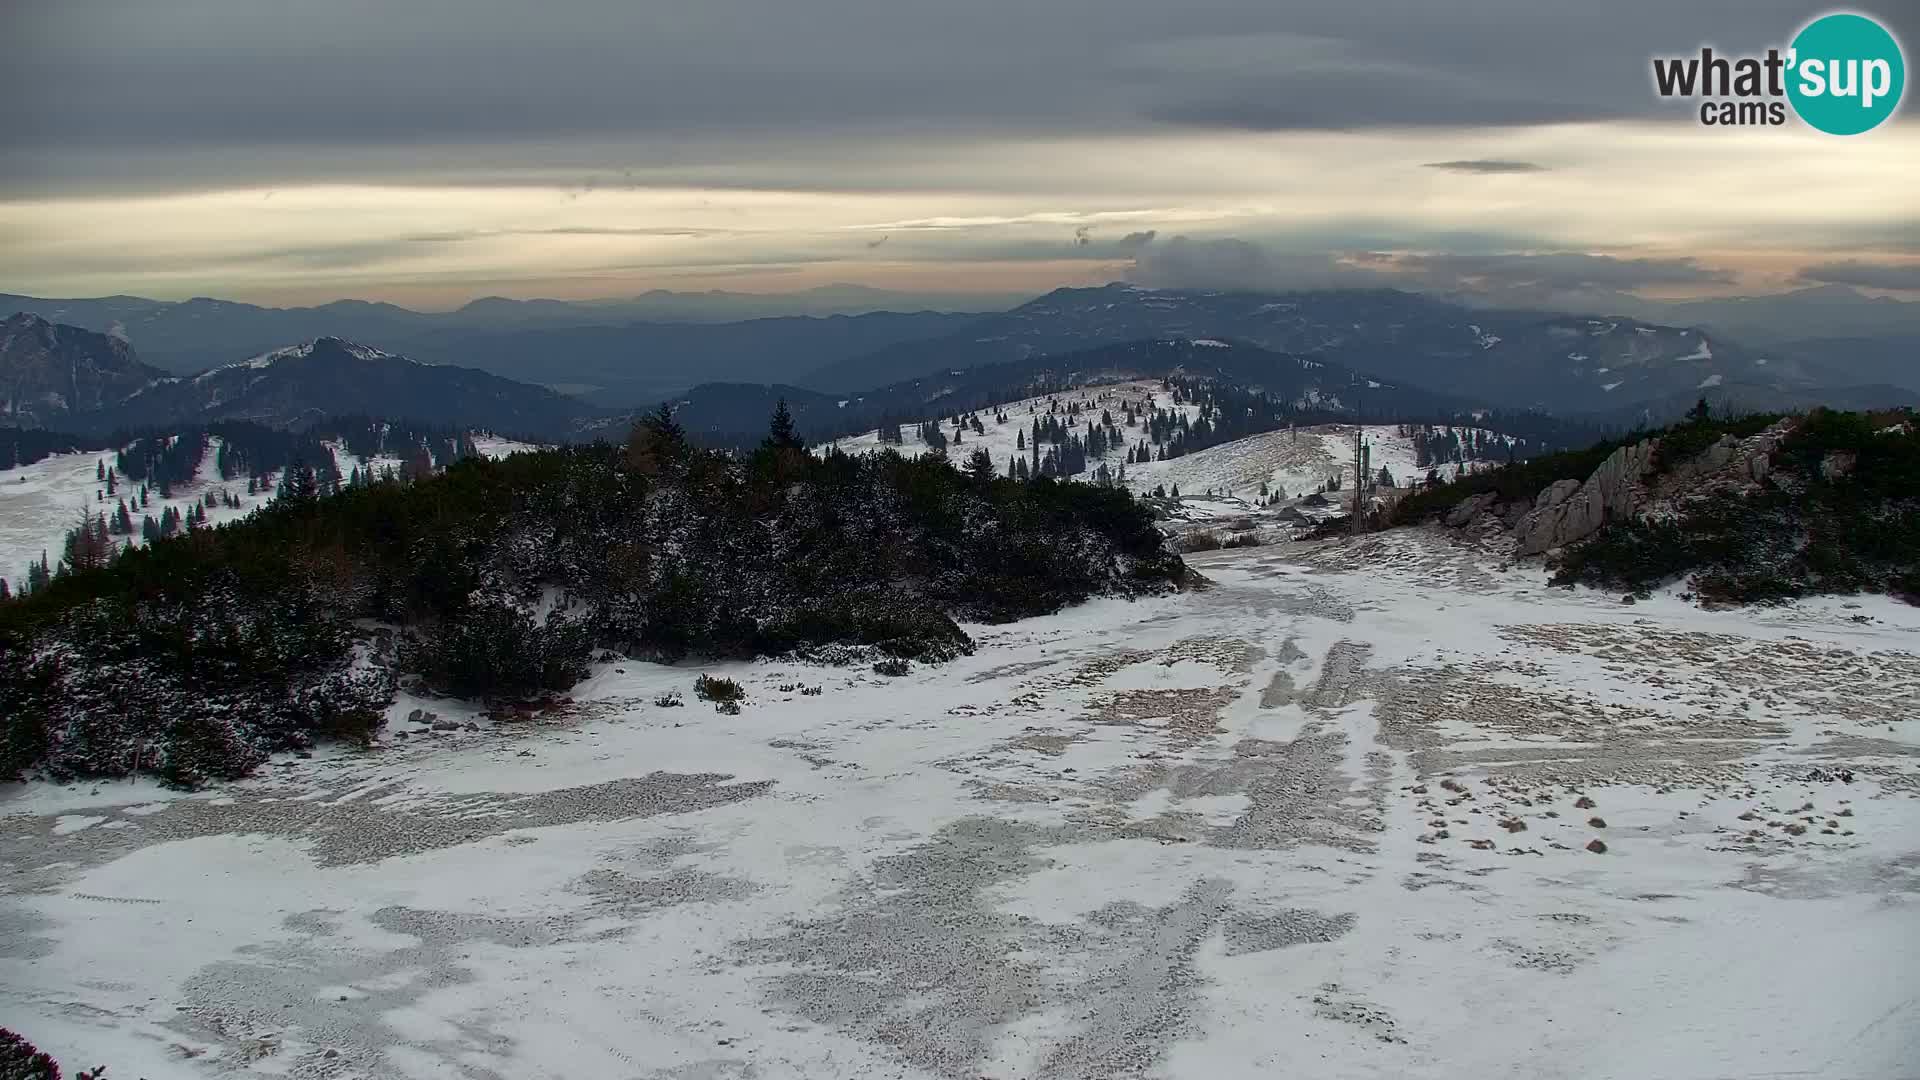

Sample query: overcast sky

[2,0,1915,308]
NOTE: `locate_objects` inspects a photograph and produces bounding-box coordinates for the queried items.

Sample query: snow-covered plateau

[4,528,1916,1079]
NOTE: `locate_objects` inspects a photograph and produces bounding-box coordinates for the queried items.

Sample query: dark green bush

[405,599,593,700]
[0,1029,60,1080]
[693,674,745,703]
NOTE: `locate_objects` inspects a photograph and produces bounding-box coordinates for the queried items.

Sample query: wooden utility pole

[1351,425,1365,535]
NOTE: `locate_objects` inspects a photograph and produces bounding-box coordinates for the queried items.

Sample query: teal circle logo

[1787,12,1906,134]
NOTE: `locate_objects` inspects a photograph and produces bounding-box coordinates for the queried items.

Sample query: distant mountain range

[798,284,1917,415]
[1,314,594,437]
[406,311,982,406]
[0,288,1000,399]
[4,280,1913,445]
[1628,284,1920,345]
[666,338,1587,447]
[8,282,1913,411]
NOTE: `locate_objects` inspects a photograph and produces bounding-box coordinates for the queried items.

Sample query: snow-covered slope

[822,380,1506,523]
[825,377,1199,477]
[470,434,543,458]
[1121,424,1501,504]
[5,530,1915,1078]
[0,436,545,590]
[0,437,272,588]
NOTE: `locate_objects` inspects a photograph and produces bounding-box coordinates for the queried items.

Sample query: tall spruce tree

[627,402,689,475]
[763,399,805,452]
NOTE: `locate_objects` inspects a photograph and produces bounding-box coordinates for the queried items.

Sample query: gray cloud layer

[7,0,1908,194]
[1384,251,1735,290]
[1799,260,1920,291]
[1130,236,1746,302]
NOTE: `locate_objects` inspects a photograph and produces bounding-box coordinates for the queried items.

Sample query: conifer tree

[764,399,806,452]
[60,508,114,574]
[26,553,51,594]
[627,402,689,475]
[277,463,319,502]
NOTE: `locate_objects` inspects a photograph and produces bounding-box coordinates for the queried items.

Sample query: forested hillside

[0,408,1186,786]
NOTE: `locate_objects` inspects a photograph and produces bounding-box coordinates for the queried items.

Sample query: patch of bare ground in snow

[1278,528,1508,592]
[1085,687,1240,748]
[1498,623,1920,731]
[77,832,760,1079]
[737,819,1241,1080]
[0,772,772,888]
[949,634,1267,804]
[1083,731,1384,852]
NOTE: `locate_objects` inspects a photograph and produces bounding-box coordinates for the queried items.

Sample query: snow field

[4,529,1916,1079]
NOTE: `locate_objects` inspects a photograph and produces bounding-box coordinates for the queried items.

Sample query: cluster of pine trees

[331,416,481,465]
[1,430,104,471]
[1403,423,1515,470]
[0,402,1185,787]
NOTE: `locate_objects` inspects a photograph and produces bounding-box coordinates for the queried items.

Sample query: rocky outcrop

[1468,417,1800,556]
[1443,491,1498,528]
[1513,440,1659,555]
[1647,419,1795,511]
[1661,427,1785,490]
